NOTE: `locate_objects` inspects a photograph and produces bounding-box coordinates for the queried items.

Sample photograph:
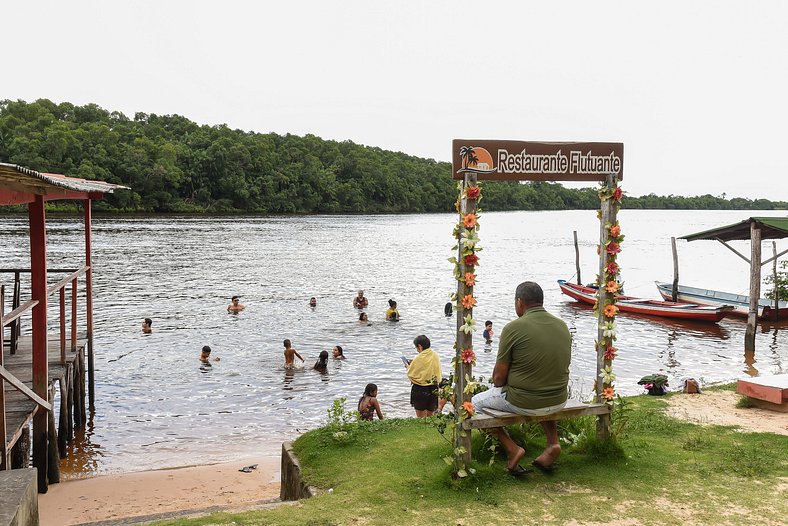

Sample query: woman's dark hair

[314,350,329,370]
[388,299,396,308]
[359,312,367,321]
[413,335,430,349]
[202,345,211,353]
[335,345,343,356]
[363,383,377,396]
[144,318,152,326]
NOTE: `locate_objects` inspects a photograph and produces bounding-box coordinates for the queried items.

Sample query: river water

[1,209,786,477]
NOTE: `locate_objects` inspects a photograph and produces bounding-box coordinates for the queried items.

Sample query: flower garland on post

[445,174,482,478]
[595,174,623,437]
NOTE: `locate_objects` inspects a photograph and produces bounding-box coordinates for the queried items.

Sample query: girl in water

[314,350,329,371]
[358,383,384,421]
[385,299,400,321]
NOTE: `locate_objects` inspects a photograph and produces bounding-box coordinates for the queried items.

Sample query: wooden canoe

[558,280,735,322]
[655,282,788,320]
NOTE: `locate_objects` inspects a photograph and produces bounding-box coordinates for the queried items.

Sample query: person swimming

[309,297,317,307]
[227,296,245,313]
[385,299,400,321]
[142,317,152,333]
[358,312,369,324]
[332,345,345,360]
[200,345,220,364]
[283,339,305,368]
[353,290,368,309]
[314,350,329,371]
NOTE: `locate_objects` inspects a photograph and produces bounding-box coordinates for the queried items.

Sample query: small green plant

[735,395,757,409]
[326,397,359,443]
[764,260,788,301]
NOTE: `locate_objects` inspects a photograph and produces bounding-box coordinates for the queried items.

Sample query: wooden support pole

[71,278,77,352]
[29,194,50,493]
[47,396,60,484]
[84,199,95,411]
[573,231,582,285]
[58,376,68,458]
[59,288,66,365]
[453,172,477,472]
[671,237,679,302]
[773,242,779,321]
[0,287,7,470]
[745,223,761,353]
[595,174,618,440]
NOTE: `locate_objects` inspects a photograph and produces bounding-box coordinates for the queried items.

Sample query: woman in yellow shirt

[406,335,441,417]
[385,299,400,321]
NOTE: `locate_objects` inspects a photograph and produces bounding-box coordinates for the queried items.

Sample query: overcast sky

[5,1,788,200]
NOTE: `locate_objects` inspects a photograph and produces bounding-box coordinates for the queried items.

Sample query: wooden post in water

[745,222,761,352]
[453,172,477,472]
[0,286,7,470]
[671,237,679,302]
[595,173,617,440]
[29,194,50,492]
[84,199,95,411]
[573,231,582,285]
[773,242,779,321]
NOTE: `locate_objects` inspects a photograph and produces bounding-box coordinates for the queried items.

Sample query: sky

[5,1,788,200]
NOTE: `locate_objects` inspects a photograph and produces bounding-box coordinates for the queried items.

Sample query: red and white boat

[558,280,735,323]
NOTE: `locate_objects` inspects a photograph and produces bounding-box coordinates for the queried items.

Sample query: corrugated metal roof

[680,216,788,242]
[0,162,128,198]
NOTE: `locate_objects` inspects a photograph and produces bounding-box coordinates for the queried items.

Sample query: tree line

[1,99,785,213]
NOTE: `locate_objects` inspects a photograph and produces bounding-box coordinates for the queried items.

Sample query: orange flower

[464,272,476,287]
[463,401,475,415]
[604,345,617,360]
[461,294,476,309]
[461,348,475,364]
[466,186,481,200]
[603,304,619,317]
[463,213,478,228]
[605,281,619,293]
[602,387,616,401]
[609,224,621,237]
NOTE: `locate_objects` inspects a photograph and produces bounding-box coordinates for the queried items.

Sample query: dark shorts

[410,384,438,411]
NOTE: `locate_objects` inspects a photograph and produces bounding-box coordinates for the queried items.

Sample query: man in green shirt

[471,281,571,476]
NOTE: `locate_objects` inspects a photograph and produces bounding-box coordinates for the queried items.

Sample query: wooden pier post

[671,237,679,302]
[84,199,95,411]
[773,242,779,321]
[0,287,7,470]
[453,172,477,472]
[573,231,582,285]
[745,222,761,352]
[29,194,50,493]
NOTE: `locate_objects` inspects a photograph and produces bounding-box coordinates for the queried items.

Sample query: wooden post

[595,174,617,440]
[745,222,761,352]
[453,172,477,472]
[573,230,582,285]
[671,237,679,302]
[773,242,779,321]
[71,278,77,352]
[84,199,95,410]
[58,376,68,458]
[59,288,66,365]
[47,395,60,484]
[29,194,50,493]
[0,286,7,470]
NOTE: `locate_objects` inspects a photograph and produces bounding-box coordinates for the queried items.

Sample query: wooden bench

[736,375,788,413]
[463,399,611,430]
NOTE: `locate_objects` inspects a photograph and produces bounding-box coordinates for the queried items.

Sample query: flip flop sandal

[239,466,253,473]
[507,465,532,477]
[531,460,556,474]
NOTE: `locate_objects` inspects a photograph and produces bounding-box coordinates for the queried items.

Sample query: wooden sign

[452,140,624,181]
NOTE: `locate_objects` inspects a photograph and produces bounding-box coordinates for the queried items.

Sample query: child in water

[283,339,305,369]
[358,383,384,421]
[314,350,329,371]
[385,299,400,321]
[483,320,494,344]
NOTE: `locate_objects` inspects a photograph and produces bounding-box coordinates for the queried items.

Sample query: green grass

[152,393,788,526]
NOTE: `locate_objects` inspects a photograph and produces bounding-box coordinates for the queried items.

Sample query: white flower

[599,366,616,384]
[461,314,476,334]
[461,230,480,248]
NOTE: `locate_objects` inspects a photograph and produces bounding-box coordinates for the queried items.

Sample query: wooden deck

[3,334,87,468]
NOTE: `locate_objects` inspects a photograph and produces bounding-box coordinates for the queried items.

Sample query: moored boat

[558,280,735,322]
[655,282,788,320]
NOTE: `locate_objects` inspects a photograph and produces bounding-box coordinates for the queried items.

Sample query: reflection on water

[1,210,786,476]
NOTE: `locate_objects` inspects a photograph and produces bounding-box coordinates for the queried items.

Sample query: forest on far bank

[1,99,786,213]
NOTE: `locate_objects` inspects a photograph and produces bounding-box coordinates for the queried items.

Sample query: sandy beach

[665,390,788,436]
[38,455,281,525]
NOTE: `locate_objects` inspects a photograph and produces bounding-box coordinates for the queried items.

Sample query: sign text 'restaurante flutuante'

[452,140,624,181]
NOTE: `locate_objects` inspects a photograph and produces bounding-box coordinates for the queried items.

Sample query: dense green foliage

[765,260,788,301]
[2,99,786,213]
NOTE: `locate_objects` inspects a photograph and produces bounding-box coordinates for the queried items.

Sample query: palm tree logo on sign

[457,146,495,174]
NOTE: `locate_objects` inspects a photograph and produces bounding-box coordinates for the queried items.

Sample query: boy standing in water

[483,320,494,344]
[283,339,305,368]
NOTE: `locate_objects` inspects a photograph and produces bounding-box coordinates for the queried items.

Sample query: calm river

[1,210,786,477]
